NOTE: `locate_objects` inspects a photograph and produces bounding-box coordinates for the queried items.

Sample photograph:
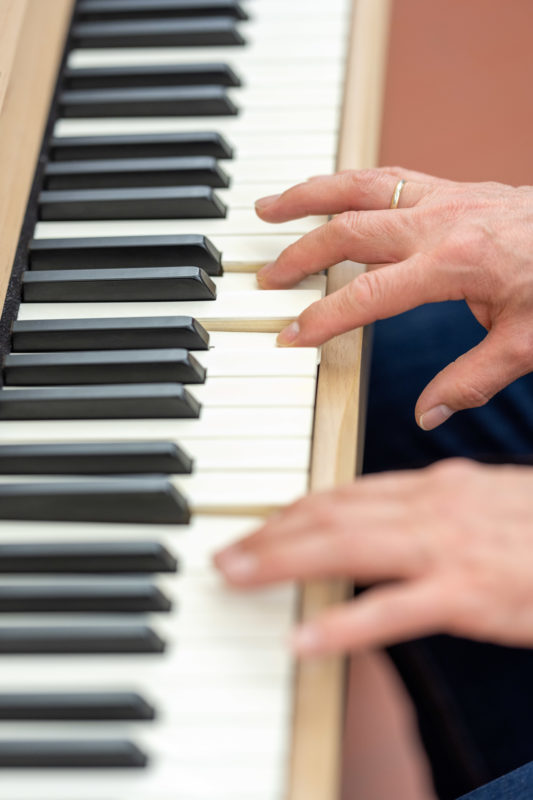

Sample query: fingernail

[255,193,281,210]
[219,552,258,580]
[256,262,275,287]
[292,624,323,655]
[277,321,300,346]
[418,404,454,430]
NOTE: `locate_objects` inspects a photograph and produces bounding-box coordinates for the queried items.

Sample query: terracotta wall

[379,0,533,185]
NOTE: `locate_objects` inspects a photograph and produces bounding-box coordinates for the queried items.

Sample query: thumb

[416,330,526,430]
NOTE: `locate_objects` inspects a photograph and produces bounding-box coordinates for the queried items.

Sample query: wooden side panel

[0,1,27,116]
[0,0,74,313]
[287,2,392,799]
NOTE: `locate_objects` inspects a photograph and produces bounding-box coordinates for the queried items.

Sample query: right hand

[255,168,533,431]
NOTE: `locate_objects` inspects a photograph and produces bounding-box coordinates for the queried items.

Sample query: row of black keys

[22,235,222,306]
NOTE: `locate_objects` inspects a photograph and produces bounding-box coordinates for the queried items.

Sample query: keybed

[0,0,392,798]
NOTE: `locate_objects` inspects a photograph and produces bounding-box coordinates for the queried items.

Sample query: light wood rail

[0,0,74,315]
[288,2,392,798]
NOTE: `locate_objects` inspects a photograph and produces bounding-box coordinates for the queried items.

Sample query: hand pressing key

[215,459,533,657]
[255,167,533,431]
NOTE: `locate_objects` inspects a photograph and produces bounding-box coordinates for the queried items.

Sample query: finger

[292,579,452,656]
[216,520,425,588]
[257,211,417,289]
[277,252,458,347]
[255,169,430,222]
[216,496,413,569]
[378,166,455,186]
[215,471,425,560]
[416,328,529,430]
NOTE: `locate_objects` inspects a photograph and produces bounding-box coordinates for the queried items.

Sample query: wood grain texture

[0,0,73,315]
[0,0,27,116]
[287,2,392,799]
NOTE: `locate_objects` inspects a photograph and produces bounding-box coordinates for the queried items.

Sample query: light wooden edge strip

[0,0,74,315]
[0,1,27,116]
[287,2,392,800]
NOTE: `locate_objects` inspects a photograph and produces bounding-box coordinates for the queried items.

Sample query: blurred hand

[215,459,533,656]
[255,168,533,430]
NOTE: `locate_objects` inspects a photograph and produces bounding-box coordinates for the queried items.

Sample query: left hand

[214,459,533,656]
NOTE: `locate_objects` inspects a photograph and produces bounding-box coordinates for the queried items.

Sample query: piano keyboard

[0,0,388,797]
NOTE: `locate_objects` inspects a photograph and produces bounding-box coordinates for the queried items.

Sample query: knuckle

[332,210,362,238]
[346,271,384,313]
[445,222,495,264]
[506,333,533,373]
[311,501,346,532]
[455,378,492,408]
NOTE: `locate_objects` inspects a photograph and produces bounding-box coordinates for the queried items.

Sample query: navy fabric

[458,761,533,800]
[362,301,533,800]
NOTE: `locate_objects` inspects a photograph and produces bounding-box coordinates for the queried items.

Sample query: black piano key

[72,17,246,48]
[11,316,210,352]
[0,582,171,613]
[0,441,193,474]
[64,62,241,90]
[60,86,238,118]
[22,267,216,302]
[0,625,164,655]
[0,739,147,768]
[49,132,234,161]
[0,383,201,420]
[0,541,178,574]
[38,186,227,221]
[3,349,206,386]
[0,691,155,720]
[76,0,248,22]
[29,234,222,275]
[44,156,230,190]
[0,478,190,524]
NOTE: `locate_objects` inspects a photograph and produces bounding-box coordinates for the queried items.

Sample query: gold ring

[389,179,406,209]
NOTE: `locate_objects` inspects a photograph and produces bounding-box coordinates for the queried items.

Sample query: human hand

[255,168,533,430]
[215,459,533,656]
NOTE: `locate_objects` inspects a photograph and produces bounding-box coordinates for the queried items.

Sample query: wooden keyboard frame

[0,1,391,797]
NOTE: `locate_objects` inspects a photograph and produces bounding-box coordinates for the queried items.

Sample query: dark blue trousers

[458,761,533,800]
[363,301,533,800]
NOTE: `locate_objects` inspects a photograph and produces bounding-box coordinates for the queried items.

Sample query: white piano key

[193,377,316,407]
[225,158,335,182]
[208,331,279,348]
[0,764,286,800]
[182,436,312,470]
[219,182,321,208]
[0,406,315,442]
[68,45,346,68]
[226,86,342,108]
[54,119,339,150]
[211,273,326,292]
[196,347,318,376]
[174,470,308,513]
[34,209,323,238]
[18,289,322,329]
[0,514,263,554]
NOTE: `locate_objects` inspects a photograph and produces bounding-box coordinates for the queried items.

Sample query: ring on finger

[389,179,406,209]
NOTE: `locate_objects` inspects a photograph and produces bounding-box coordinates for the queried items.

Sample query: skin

[214,168,533,656]
[215,459,533,656]
[255,167,533,430]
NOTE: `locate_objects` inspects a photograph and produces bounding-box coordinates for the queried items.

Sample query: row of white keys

[0,517,294,799]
